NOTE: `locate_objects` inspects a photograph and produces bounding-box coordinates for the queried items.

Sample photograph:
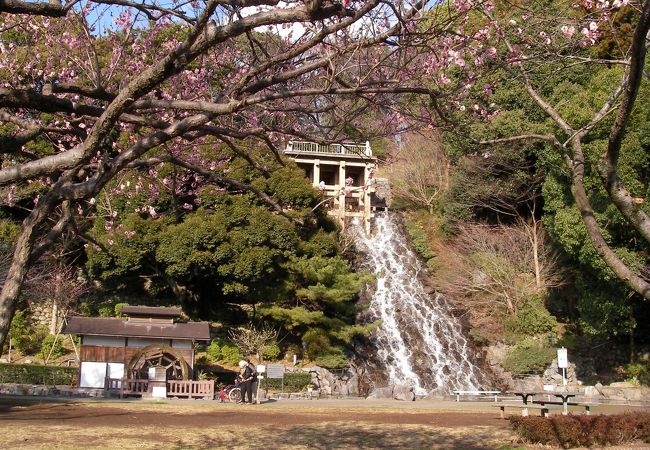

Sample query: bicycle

[218,384,242,403]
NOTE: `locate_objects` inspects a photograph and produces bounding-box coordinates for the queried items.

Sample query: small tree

[26,261,89,335]
[432,221,563,340]
[383,131,450,214]
[228,324,279,363]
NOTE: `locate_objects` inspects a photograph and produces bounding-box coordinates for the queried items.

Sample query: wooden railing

[285,140,372,157]
[106,377,148,398]
[105,378,214,399]
[167,380,214,399]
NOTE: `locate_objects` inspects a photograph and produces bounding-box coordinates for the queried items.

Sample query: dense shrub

[39,335,66,361]
[261,343,281,361]
[403,218,438,271]
[219,343,243,365]
[0,363,76,385]
[621,362,650,385]
[314,351,349,369]
[510,413,650,447]
[503,339,555,375]
[264,372,311,391]
[303,328,331,358]
[114,302,129,317]
[506,295,557,336]
[205,340,223,363]
[9,311,48,356]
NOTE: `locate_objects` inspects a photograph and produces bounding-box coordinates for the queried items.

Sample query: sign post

[557,347,568,386]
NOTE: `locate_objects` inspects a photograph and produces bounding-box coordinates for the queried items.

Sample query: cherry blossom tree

[0,0,475,350]
[1,0,648,355]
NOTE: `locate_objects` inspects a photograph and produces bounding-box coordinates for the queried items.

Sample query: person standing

[238,359,257,404]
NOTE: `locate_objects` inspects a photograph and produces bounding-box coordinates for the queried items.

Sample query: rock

[392,385,415,401]
[609,381,638,388]
[510,376,543,392]
[367,386,393,399]
[583,386,602,398]
[601,387,625,400]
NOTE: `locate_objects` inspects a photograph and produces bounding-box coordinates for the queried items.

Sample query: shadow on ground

[174,422,511,450]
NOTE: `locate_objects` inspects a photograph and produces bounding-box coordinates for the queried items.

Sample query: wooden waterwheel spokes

[127,344,190,381]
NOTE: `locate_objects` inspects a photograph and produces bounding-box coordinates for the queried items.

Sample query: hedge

[0,363,77,385]
[264,372,312,391]
[510,413,650,448]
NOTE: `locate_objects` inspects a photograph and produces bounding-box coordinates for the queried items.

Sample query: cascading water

[354,213,483,396]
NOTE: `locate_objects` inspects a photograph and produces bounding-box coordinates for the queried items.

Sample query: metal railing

[285,140,372,157]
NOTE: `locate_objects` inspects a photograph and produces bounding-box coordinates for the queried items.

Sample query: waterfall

[354,213,483,396]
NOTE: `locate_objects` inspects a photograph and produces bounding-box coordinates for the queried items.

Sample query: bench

[453,390,501,402]
[532,400,595,415]
[492,403,557,418]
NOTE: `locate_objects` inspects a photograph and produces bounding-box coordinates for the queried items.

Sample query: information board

[557,347,568,368]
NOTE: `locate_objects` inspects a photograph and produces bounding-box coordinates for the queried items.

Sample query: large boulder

[392,385,415,401]
[367,386,393,399]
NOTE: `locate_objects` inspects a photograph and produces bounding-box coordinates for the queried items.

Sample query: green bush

[39,335,66,361]
[264,372,312,391]
[510,413,650,447]
[114,302,129,317]
[303,328,331,358]
[516,296,557,336]
[206,340,223,363]
[97,301,115,317]
[9,311,48,356]
[404,219,438,271]
[503,339,555,375]
[314,350,349,369]
[0,363,76,385]
[622,362,650,385]
[262,343,281,361]
[219,343,243,365]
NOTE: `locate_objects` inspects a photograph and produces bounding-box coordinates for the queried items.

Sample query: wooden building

[63,306,210,389]
[284,140,387,233]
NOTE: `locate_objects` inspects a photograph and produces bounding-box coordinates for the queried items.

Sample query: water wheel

[128,344,190,380]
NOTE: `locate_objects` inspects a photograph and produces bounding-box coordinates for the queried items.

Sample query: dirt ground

[0,396,519,449]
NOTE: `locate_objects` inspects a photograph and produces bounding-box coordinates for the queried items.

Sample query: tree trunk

[529,217,542,289]
[0,195,57,350]
[50,300,58,336]
[0,235,36,351]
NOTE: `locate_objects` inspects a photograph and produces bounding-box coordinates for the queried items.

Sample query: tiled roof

[121,306,182,318]
[63,316,210,340]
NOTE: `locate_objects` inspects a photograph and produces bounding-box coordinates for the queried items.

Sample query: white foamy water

[354,213,482,395]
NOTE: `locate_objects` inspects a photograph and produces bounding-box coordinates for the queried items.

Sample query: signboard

[557,347,568,369]
[266,364,285,379]
[266,364,285,392]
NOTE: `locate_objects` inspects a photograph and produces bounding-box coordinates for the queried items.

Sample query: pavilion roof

[63,316,210,341]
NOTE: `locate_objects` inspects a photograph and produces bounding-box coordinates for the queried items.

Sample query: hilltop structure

[284,140,388,233]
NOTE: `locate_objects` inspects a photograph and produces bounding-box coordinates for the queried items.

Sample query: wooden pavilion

[64,306,212,398]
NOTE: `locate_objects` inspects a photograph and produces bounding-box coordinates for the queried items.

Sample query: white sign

[257,365,266,373]
[151,386,167,398]
[557,347,568,368]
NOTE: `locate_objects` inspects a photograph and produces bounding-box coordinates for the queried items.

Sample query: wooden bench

[453,390,501,402]
[492,403,556,418]
[532,400,595,415]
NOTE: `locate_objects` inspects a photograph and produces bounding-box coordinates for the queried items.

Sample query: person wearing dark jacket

[238,360,257,403]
